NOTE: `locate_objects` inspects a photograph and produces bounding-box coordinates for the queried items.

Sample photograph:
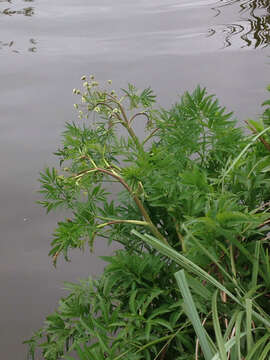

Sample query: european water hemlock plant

[25,77,270,359]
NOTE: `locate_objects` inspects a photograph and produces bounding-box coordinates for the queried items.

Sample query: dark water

[0,0,269,358]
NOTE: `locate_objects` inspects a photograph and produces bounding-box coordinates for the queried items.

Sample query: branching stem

[106,94,144,152]
[245,120,270,152]
[74,167,168,244]
[142,128,160,146]
[129,112,150,125]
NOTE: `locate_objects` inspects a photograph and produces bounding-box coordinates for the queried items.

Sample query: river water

[0,0,269,358]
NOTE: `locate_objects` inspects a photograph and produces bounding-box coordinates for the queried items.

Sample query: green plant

[26,77,270,359]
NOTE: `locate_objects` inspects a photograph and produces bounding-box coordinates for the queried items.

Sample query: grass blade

[221,125,270,182]
[175,270,214,360]
[258,341,270,360]
[246,334,270,360]
[182,224,237,286]
[235,311,244,360]
[132,230,239,304]
[211,333,246,360]
[251,241,260,289]
[223,310,239,342]
[245,298,253,353]
[212,291,227,360]
[131,230,270,328]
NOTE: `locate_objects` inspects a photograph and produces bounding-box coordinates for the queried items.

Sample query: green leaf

[129,290,138,314]
[246,334,270,360]
[245,298,253,353]
[149,318,173,332]
[132,231,270,328]
[258,341,270,360]
[221,125,270,182]
[212,291,227,360]
[175,270,214,360]
[251,241,260,290]
[211,332,246,360]
[132,230,239,304]
[247,119,264,133]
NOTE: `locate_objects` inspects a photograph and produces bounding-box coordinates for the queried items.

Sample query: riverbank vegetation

[26,77,270,359]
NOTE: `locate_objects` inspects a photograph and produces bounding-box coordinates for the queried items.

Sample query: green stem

[97,219,148,229]
[75,167,168,245]
[129,112,149,125]
[175,220,186,252]
[220,125,270,186]
[114,325,187,360]
[94,101,123,123]
[106,94,143,153]
[229,244,237,285]
[123,122,143,153]
[245,120,270,153]
[142,128,160,146]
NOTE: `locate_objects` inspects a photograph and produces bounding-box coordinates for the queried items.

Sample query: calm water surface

[1,0,269,358]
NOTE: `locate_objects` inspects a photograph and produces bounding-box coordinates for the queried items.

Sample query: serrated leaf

[149,318,173,332]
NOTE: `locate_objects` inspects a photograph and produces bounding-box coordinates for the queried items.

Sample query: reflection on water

[0,0,34,16]
[0,38,37,53]
[1,6,34,16]
[211,0,270,48]
[0,0,36,53]
[0,0,269,56]
[28,37,37,52]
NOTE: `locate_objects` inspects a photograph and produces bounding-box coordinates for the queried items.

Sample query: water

[0,0,269,358]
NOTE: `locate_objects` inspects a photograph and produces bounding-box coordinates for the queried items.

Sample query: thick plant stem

[245,120,270,152]
[123,122,143,153]
[96,168,168,244]
[75,167,168,245]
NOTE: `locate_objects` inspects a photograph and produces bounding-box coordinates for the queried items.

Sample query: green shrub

[26,77,270,359]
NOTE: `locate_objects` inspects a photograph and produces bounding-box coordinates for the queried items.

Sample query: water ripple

[1,0,270,56]
[211,0,270,48]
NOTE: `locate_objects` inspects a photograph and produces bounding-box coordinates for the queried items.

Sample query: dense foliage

[26,78,270,359]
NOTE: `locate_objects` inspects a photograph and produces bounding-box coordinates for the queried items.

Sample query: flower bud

[80,75,86,81]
